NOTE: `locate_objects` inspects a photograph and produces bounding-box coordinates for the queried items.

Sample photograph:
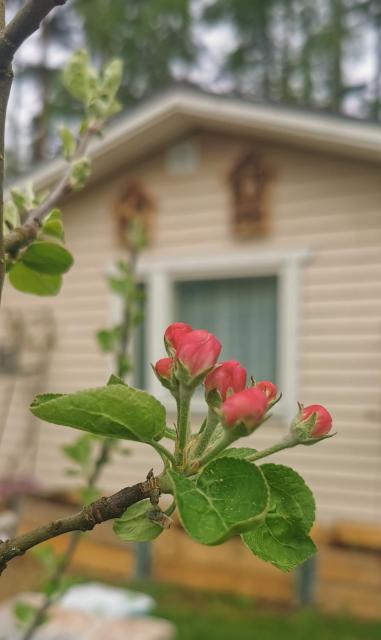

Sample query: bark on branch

[0,475,159,575]
[0,1,68,66]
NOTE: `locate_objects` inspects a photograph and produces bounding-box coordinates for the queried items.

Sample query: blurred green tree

[74,0,195,104]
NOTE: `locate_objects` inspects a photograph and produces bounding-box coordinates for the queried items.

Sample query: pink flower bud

[204,360,247,401]
[302,404,332,437]
[154,357,175,381]
[164,322,193,354]
[176,329,221,378]
[256,380,278,404]
[221,387,268,431]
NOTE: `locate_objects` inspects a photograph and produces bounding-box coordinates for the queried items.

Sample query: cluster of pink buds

[154,322,222,388]
[154,323,333,441]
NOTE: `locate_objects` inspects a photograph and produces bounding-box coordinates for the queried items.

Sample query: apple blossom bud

[302,404,332,437]
[291,403,333,442]
[255,380,278,404]
[176,329,221,379]
[164,322,193,355]
[204,360,247,402]
[221,387,268,432]
[154,357,175,381]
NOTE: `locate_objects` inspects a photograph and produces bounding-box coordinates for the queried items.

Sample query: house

[1,86,381,527]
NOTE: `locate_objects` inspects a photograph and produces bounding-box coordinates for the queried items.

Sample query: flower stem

[175,383,192,468]
[189,431,236,473]
[193,407,220,458]
[150,441,176,467]
[247,437,298,462]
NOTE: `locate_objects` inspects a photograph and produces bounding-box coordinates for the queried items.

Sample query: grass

[128,581,381,640]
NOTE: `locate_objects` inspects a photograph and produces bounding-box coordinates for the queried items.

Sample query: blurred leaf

[20,241,74,275]
[63,49,98,105]
[13,601,38,627]
[59,125,77,160]
[63,434,95,467]
[8,262,62,296]
[69,156,91,190]
[114,500,163,542]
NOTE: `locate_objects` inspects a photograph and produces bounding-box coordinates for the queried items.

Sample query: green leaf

[97,328,118,352]
[107,374,127,386]
[59,125,77,160]
[42,209,65,241]
[63,434,94,467]
[217,447,257,460]
[63,49,98,105]
[113,500,163,542]
[20,241,74,275]
[13,601,38,627]
[69,157,91,191]
[8,262,62,296]
[169,458,269,546]
[30,384,166,442]
[102,59,123,99]
[242,464,316,572]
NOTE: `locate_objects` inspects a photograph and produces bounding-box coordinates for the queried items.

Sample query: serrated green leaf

[113,500,163,542]
[169,458,269,545]
[8,262,62,296]
[217,447,258,460]
[20,241,73,275]
[30,384,166,442]
[242,464,316,572]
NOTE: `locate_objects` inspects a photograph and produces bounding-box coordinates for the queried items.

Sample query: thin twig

[4,126,96,257]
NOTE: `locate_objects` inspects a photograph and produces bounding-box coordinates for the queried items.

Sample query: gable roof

[27,86,381,192]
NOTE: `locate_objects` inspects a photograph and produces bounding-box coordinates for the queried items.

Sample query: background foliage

[5,0,381,175]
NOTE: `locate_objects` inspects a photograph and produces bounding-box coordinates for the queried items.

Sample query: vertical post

[278,258,300,423]
[146,269,171,396]
[295,556,317,607]
[134,541,152,580]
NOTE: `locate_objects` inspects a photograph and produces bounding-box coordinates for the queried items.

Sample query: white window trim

[130,247,310,423]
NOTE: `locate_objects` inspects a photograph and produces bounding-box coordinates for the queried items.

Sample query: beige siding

[1,131,381,524]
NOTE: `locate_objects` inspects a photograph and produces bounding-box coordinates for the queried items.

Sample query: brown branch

[0,1,68,66]
[0,475,160,575]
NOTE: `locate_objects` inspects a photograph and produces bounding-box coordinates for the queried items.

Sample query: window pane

[174,277,277,382]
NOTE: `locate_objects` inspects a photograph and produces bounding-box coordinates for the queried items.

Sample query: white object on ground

[59,583,155,618]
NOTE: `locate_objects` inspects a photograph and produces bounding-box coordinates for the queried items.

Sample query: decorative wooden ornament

[114,179,154,248]
[229,151,271,239]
